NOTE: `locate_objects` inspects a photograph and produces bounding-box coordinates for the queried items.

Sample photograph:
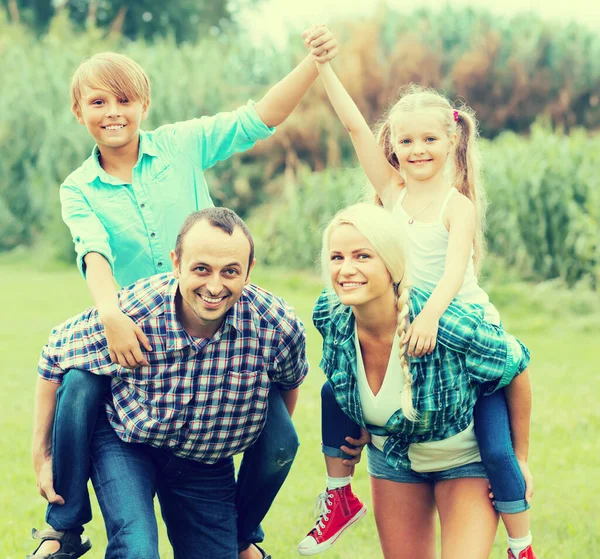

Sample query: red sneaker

[297,485,367,556]
[508,545,538,559]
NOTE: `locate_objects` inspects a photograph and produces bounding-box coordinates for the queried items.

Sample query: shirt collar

[80,130,158,185]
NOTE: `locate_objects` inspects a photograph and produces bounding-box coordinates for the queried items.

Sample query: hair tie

[453,110,459,122]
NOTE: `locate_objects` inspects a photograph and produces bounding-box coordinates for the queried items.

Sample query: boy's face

[74,86,149,153]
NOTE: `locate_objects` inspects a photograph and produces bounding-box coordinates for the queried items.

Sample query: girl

[301,202,531,558]
[298,27,536,559]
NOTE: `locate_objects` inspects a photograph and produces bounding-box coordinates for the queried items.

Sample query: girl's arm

[405,195,475,356]
[303,28,401,208]
[84,252,152,368]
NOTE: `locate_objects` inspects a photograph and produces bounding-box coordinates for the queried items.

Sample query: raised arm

[254,26,338,128]
[303,27,401,207]
[405,194,475,356]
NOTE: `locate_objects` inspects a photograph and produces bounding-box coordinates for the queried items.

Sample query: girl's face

[391,110,454,184]
[328,224,394,308]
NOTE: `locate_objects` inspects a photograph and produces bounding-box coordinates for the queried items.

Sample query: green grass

[1,261,599,558]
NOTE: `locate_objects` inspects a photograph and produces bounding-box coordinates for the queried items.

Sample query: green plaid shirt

[313,286,530,471]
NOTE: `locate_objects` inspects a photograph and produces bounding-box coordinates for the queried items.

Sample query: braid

[396,286,418,421]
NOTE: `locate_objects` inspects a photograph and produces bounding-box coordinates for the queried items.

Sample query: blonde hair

[70,52,151,112]
[322,203,418,421]
[374,84,488,273]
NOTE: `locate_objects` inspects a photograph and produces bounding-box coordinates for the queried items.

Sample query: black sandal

[26,528,91,559]
[253,544,272,559]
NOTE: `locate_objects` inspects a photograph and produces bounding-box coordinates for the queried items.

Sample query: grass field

[1,260,599,558]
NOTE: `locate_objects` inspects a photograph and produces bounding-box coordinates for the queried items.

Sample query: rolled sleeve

[271,319,309,390]
[178,100,275,170]
[60,184,114,278]
[495,335,531,391]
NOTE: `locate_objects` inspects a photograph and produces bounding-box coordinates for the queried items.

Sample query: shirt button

[140,203,146,208]
[158,262,163,267]
[150,232,156,238]
[333,339,338,345]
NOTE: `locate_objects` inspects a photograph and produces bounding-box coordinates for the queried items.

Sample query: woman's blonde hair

[70,52,151,113]
[373,84,488,273]
[321,203,418,421]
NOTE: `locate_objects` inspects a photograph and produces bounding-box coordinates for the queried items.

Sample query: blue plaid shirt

[39,274,308,463]
[60,101,274,287]
[313,287,530,471]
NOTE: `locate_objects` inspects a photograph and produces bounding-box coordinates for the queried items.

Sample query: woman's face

[328,224,394,308]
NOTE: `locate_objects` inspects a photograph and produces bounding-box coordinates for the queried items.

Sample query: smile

[103,124,125,130]
[198,293,227,306]
[339,282,365,290]
[409,159,432,164]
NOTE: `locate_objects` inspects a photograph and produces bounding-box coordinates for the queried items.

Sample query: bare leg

[325,455,353,478]
[370,476,436,559]
[435,477,498,559]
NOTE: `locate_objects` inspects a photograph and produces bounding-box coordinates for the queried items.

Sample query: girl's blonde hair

[374,84,488,273]
[321,202,418,421]
[70,52,151,113]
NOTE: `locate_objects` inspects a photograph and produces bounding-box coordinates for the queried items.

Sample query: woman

[306,202,531,558]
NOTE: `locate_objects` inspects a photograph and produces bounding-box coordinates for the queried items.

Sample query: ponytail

[453,108,487,274]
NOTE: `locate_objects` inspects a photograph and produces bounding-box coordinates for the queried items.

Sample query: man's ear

[170,250,181,278]
[244,258,256,285]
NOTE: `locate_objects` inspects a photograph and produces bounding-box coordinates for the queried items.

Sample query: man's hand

[101,310,152,369]
[404,311,439,357]
[340,428,371,471]
[33,454,64,505]
[302,24,339,64]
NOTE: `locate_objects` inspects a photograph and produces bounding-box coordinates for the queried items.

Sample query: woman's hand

[340,428,371,473]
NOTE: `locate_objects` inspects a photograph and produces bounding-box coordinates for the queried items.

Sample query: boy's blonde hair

[321,203,418,421]
[374,84,488,273]
[70,52,151,112]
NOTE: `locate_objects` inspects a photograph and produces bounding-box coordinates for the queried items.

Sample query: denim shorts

[367,443,488,484]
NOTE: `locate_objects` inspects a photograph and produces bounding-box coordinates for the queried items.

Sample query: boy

[30,26,338,559]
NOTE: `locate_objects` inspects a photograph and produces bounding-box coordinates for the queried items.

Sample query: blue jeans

[91,411,237,559]
[474,388,529,513]
[320,379,529,513]
[47,369,299,547]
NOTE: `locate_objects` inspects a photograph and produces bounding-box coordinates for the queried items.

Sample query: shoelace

[311,490,333,536]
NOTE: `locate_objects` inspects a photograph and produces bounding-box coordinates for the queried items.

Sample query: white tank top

[354,327,481,472]
[393,187,500,325]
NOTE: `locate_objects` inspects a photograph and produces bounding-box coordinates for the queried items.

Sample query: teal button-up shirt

[60,101,274,287]
[313,287,530,471]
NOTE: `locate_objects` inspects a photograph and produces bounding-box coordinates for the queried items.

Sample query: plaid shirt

[313,287,530,471]
[39,274,308,463]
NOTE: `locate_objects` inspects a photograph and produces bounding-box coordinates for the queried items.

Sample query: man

[31,208,308,559]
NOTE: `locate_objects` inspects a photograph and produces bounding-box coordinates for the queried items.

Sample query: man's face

[171,220,254,338]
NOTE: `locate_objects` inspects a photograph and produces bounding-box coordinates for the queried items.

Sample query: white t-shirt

[355,326,481,472]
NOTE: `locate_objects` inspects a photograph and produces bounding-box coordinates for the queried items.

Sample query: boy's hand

[101,310,152,369]
[302,24,338,63]
[488,459,533,504]
[404,311,439,357]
